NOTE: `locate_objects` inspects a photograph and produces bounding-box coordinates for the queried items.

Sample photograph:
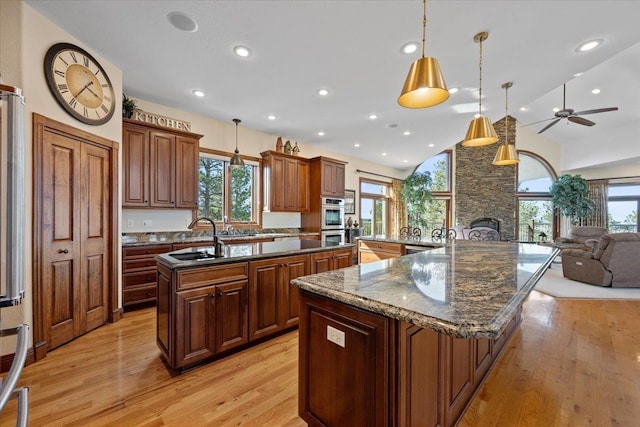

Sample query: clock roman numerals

[104,95,112,103]
[55,69,65,78]
[70,51,77,63]
[83,107,88,117]
[101,104,109,114]
[57,84,69,94]
[69,98,77,108]
[83,56,89,67]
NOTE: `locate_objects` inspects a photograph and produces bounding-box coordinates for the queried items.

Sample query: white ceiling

[25,0,640,170]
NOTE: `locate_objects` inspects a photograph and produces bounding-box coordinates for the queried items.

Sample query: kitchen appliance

[0,84,29,426]
[321,229,346,245]
[321,197,345,230]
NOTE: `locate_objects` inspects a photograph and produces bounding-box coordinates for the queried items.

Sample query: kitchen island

[155,240,352,370]
[292,240,558,427]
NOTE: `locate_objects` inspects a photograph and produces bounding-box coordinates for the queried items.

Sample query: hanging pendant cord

[235,122,238,151]
[505,84,509,145]
[478,38,483,116]
[421,0,427,58]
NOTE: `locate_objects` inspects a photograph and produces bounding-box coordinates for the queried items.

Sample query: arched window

[517,151,558,241]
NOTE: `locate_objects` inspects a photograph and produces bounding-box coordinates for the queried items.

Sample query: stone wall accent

[455,116,517,241]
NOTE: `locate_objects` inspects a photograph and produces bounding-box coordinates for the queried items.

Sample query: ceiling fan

[529,83,618,134]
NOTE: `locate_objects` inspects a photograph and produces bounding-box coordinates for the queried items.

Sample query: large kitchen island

[292,240,558,427]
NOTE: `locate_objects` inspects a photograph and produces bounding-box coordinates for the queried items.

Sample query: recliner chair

[554,226,607,250]
[561,232,640,287]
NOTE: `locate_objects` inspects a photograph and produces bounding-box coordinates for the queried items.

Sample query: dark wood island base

[298,290,521,427]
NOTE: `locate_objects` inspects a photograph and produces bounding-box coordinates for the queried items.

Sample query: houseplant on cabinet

[550,174,593,225]
[122,94,137,118]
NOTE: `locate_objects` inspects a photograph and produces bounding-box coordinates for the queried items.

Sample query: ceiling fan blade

[568,116,595,126]
[573,107,619,115]
[538,118,561,134]
[522,117,556,127]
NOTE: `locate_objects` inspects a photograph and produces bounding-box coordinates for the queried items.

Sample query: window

[198,151,259,225]
[516,151,557,241]
[413,151,452,230]
[359,179,390,237]
[607,184,640,232]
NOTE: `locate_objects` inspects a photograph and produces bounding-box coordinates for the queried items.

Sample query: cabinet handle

[146,291,151,297]
[145,250,150,254]
[58,249,69,254]
[210,294,215,299]
[147,277,152,281]
[218,292,222,298]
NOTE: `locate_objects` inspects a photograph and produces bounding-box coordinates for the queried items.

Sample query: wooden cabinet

[261,150,309,213]
[122,244,172,307]
[249,254,309,340]
[442,336,475,427]
[310,248,353,273]
[122,119,202,209]
[358,240,403,264]
[317,157,346,198]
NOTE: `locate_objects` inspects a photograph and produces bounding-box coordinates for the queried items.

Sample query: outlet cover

[143,220,152,227]
[327,325,345,348]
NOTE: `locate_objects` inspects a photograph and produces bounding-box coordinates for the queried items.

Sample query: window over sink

[197,150,260,225]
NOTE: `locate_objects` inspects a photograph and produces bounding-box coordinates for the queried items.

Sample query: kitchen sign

[132,110,192,132]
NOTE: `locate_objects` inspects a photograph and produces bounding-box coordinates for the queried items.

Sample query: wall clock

[44,42,115,126]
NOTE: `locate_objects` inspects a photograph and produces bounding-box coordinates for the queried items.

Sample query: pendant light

[462,32,499,146]
[230,118,245,168]
[493,82,519,165]
[397,0,449,109]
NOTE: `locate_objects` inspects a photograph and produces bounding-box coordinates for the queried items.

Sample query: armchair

[554,226,607,250]
[562,232,640,287]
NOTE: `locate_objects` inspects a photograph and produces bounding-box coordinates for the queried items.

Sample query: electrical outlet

[127,220,134,228]
[327,325,345,348]
[143,220,152,227]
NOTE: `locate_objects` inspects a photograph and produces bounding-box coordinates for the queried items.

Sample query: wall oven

[321,229,346,245]
[321,197,345,230]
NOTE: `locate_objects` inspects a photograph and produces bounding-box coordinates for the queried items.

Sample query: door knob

[58,249,69,254]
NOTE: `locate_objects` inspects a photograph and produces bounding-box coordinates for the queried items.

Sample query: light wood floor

[2,292,639,426]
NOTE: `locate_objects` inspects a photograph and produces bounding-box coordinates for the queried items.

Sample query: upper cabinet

[261,150,309,213]
[122,119,202,209]
[311,156,347,198]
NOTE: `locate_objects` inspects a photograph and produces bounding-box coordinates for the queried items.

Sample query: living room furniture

[554,226,607,251]
[452,217,501,240]
[561,232,640,287]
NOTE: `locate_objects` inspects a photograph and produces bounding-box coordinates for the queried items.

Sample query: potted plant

[122,94,137,118]
[550,174,593,225]
[401,171,433,234]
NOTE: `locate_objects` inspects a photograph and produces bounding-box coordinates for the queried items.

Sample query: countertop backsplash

[121,228,313,245]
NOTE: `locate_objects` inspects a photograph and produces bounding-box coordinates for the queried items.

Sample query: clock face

[44,43,115,125]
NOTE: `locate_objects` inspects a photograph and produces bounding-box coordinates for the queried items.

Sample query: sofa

[562,232,640,287]
[555,226,607,250]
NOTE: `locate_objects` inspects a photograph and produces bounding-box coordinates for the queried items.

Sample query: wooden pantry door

[33,114,119,354]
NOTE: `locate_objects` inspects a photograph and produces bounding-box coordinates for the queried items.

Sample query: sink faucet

[187,217,221,257]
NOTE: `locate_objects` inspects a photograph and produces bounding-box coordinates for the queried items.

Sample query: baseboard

[111,307,124,323]
[0,347,35,374]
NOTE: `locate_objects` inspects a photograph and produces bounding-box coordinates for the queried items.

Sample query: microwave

[321,197,345,230]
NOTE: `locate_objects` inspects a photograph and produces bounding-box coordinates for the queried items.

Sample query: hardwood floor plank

[2,291,639,426]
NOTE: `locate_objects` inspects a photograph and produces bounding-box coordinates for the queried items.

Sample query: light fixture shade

[492,144,519,165]
[462,116,499,146]
[398,57,449,108]
[230,149,245,167]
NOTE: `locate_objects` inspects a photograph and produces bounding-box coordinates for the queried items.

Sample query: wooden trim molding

[1,347,35,374]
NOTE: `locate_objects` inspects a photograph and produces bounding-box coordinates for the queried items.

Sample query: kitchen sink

[170,251,221,261]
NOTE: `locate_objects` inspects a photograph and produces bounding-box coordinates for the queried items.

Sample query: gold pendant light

[462,32,499,146]
[398,0,449,109]
[230,118,245,168]
[493,82,519,165]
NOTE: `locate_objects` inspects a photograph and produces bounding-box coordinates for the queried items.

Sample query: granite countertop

[156,240,353,270]
[121,230,320,247]
[292,240,558,339]
[357,235,444,248]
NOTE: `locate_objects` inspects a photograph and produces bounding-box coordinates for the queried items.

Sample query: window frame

[411,150,453,228]
[607,182,640,232]
[359,177,391,237]
[194,147,262,229]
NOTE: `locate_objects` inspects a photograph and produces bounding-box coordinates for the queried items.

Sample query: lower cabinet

[358,240,403,264]
[310,248,352,273]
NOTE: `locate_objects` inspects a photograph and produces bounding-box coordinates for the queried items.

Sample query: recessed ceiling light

[403,131,411,136]
[591,88,601,94]
[576,39,603,52]
[317,88,329,96]
[233,45,252,57]
[354,143,360,148]
[401,42,419,54]
[403,159,409,163]
[167,12,198,32]
[381,152,387,156]
[317,131,325,136]
[448,87,459,94]
[553,107,560,112]
[368,113,378,120]
[519,107,527,111]
[428,143,435,148]
[192,90,205,97]
[266,114,277,120]
[573,72,584,77]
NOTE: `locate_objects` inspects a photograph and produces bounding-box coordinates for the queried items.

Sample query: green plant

[122,94,137,118]
[401,171,433,230]
[550,174,593,225]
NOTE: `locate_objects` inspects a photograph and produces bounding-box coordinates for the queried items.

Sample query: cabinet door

[321,161,335,196]
[122,125,149,206]
[284,158,298,211]
[215,280,249,353]
[150,131,176,207]
[249,259,282,340]
[310,252,332,274]
[270,156,286,211]
[473,338,493,385]
[332,249,353,270]
[442,336,475,427]
[175,136,199,208]
[334,162,345,197]
[297,160,310,212]
[282,255,309,327]
[156,266,172,359]
[175,286,216,368]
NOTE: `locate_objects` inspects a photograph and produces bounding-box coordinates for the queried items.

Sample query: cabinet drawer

[359,250,399,264]
[123,270,157,288]
[176,262,249,291]
[123,285,157,305]
[123,259,157,272]
[123,244,172,258]
[359,240,402,254]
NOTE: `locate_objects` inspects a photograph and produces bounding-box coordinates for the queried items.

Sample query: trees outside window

[608,184,640,232]
[412,151,451,232]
